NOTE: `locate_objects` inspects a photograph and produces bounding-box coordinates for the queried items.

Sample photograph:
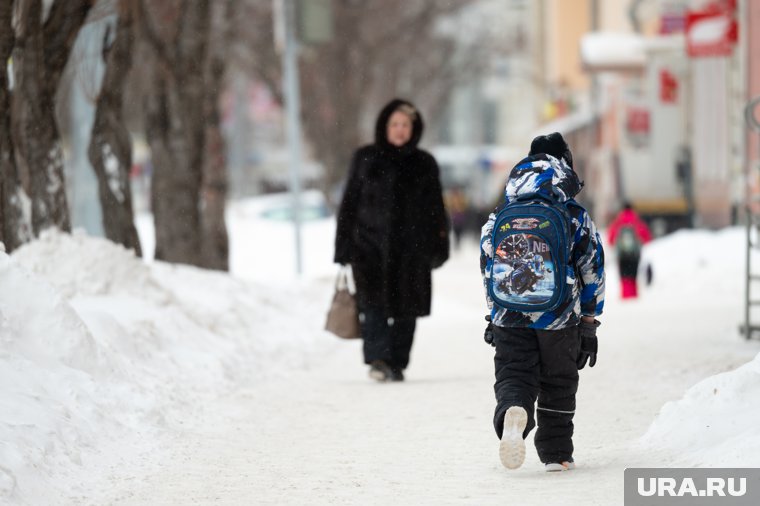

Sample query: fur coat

[334,99,449,318]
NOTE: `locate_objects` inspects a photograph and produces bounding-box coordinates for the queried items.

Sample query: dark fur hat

[529,132,573,169]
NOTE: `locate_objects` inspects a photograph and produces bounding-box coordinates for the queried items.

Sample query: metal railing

[742,95,760,339]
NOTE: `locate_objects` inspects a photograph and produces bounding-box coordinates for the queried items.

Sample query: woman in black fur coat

[334,99,449,382]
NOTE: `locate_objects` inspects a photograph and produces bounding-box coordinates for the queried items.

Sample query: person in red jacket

[607,202,652,299]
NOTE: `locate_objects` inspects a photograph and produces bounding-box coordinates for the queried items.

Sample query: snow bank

[635,227,760,466]
[3,219,758,502]
[137,192,338,283]
[638,227,745,291]
[638,353,760,466]
[0,230,337,504]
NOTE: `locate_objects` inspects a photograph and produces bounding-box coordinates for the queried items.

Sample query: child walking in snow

[607,202,652,299]
[480,132,605,472]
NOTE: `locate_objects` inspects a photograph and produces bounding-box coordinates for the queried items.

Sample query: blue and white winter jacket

[480,154,605,329]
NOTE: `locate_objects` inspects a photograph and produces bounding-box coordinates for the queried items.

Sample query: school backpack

[615,225,641,257]
[488,194,574,313]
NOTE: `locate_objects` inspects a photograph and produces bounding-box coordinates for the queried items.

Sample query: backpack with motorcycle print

[488,194,574,313]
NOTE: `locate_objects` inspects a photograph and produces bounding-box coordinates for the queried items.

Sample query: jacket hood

[616,208,638,222]
[504,153,582,203]
[374,98,424,150]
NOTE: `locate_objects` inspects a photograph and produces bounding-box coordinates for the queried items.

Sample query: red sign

[625,107,650,147]
[659,69,678,104]
[685,2,738,57]
[626,107,650,134]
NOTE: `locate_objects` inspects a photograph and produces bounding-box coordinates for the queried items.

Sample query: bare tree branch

[134,0,176,77]
[238,0,487,194]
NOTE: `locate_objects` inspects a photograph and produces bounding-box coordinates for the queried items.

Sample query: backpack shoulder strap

[512,191,551,204]
[564,198,583,213]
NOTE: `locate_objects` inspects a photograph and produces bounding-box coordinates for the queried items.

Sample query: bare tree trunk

[145,69,202,266]
[200,71,229,271]
[199,107,229,270]
[88,0,142,256]
[11,0,93,235]
[140,0,210,266]
[199,0,234,271]
[13,0,68,234]
[0,0,31,252]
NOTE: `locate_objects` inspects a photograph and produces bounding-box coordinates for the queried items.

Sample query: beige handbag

[325,267,361,339]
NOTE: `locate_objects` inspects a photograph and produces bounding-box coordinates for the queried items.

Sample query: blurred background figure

[333,99,449,382]
[607,202,653,299]
[445,186,469,250]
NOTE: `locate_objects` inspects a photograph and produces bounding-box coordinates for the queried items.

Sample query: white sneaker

[499,406,528,470]
[544,461,576,472]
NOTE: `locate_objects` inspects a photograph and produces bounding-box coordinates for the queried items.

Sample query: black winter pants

[493,325,580,464]
[618,253,641,279]
[360,306,416,371]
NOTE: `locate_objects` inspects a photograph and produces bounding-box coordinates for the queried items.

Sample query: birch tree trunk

[0,0,31,252]
[87,0,142,256]
[11,0,93,235]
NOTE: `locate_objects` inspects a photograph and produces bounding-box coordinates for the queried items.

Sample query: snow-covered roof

[581,32,686,72]
[532,108,595,138]
[580,32,647,72]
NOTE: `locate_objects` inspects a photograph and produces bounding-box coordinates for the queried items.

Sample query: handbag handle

[335,265,356,294]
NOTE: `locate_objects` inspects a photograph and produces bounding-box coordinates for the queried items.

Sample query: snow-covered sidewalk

[2,227,760,505]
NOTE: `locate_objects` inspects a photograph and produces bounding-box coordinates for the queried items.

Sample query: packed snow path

[100,240,757,506]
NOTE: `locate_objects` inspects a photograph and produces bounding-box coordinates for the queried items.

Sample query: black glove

[484,315,495,347]
[431,230,450,269]
[577,319,600,369]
